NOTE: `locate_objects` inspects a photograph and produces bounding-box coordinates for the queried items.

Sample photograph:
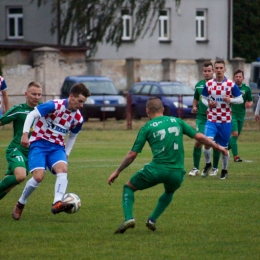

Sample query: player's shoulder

[242,83,251,89]
[8,103,26,112]
[195,79,206,88]
[225,78,233,84]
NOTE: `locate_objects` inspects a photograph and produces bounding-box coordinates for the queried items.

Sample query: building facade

[1,0,250,109]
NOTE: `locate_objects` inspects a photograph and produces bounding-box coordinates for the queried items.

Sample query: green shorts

[5,148,29,176]
[231,117,244,135]
[196,118,207,134]
[130,163,185,193]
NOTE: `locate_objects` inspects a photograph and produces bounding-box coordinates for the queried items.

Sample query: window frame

[196,9,207,41]
[158,9,170,41]
[122,10,132,41]
[7,7,24,40]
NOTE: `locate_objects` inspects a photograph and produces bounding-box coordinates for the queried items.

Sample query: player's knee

[16,174,26,183]
[14,169,27,183]
[53,163,68,174]
[32,171,45,183]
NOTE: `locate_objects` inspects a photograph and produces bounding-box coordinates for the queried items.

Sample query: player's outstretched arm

[194,133,227,156]
[108,150,138,185]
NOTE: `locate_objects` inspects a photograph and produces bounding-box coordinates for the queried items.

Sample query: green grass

[0,119,259,260]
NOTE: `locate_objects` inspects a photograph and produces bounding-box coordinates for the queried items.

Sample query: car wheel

[163,106,171,116]
[131,106,141,120]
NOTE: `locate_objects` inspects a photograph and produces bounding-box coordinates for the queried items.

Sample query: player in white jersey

[12,83,91,220]
[201,60,243,179]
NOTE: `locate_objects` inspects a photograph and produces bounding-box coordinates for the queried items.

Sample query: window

[122,10,132,40]
[140,84,152,95]
[158,9,170,41]
[196,9,207,41]
[150,85,160,95]
[7,7,23,39]
[131,84,143,94]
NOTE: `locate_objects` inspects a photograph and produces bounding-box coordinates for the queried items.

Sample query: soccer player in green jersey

[108,97,227,234]
[188,62,221,177]
[229,69,253,162]
[0,81,42,200]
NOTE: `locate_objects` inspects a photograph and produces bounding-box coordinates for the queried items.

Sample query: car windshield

[161,83,194,95]
[82,81,118,95]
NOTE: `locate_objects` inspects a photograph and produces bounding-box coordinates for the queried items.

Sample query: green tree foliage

[35,0,180,55]
[233,1,260,62]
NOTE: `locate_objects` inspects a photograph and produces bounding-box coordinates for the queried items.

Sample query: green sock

[122,184,135,221]
[0,191,7,200]
[228,140,231,150]
[193,147,202,169]
[149,192,174,221]
[213,149,220,169]
[0,175,19,193]
[230,136,238,157]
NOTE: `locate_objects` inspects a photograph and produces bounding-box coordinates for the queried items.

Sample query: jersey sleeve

[0,105,19,125]
[131,126,147,153]
[0,77,8,91]
[177,118,197,139]
[246,86,253,102]
[194,87,200,101]
[201,84,209,98]
[70,122,83,134]
[36,101,55,116]
[232,84,242,97]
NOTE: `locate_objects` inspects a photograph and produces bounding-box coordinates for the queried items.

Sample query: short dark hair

[203,61,213,68]
[233,68,244,78]
[146,97,163,114]
[214,59,225,67]
[70,83,91,98]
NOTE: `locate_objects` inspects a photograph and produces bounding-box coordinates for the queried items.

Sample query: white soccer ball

[62,193,81,214]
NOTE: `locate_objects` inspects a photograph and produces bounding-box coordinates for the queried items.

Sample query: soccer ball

[62,193,81,214]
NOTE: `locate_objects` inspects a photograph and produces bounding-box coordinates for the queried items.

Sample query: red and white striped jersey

[202,77,241,123]
[30,99,84,146]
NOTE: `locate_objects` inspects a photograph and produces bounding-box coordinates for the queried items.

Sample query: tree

[233,1,260,62]
[35,0,181,56]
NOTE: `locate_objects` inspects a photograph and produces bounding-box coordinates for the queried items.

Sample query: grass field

[0,118,259,260]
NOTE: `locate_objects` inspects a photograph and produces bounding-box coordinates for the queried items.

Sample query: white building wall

[95,0,229,60]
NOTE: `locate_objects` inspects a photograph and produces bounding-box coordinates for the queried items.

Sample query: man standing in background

[189,62,220,177]
[229,69,253,162]
[201,60,243,179]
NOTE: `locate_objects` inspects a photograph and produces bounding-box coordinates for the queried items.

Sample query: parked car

[128,81,195,119]
[60,75,126,121]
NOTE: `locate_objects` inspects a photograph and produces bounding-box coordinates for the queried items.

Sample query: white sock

[204,148,211,164]
[53,173,68,204]
[222,151,230,170]
[19,177,40,205]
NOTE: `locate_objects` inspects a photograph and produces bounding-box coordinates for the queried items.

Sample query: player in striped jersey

[188,62,221,177]
[201,60,243,179]
[0,82,42,200]
[12,83,91,220]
